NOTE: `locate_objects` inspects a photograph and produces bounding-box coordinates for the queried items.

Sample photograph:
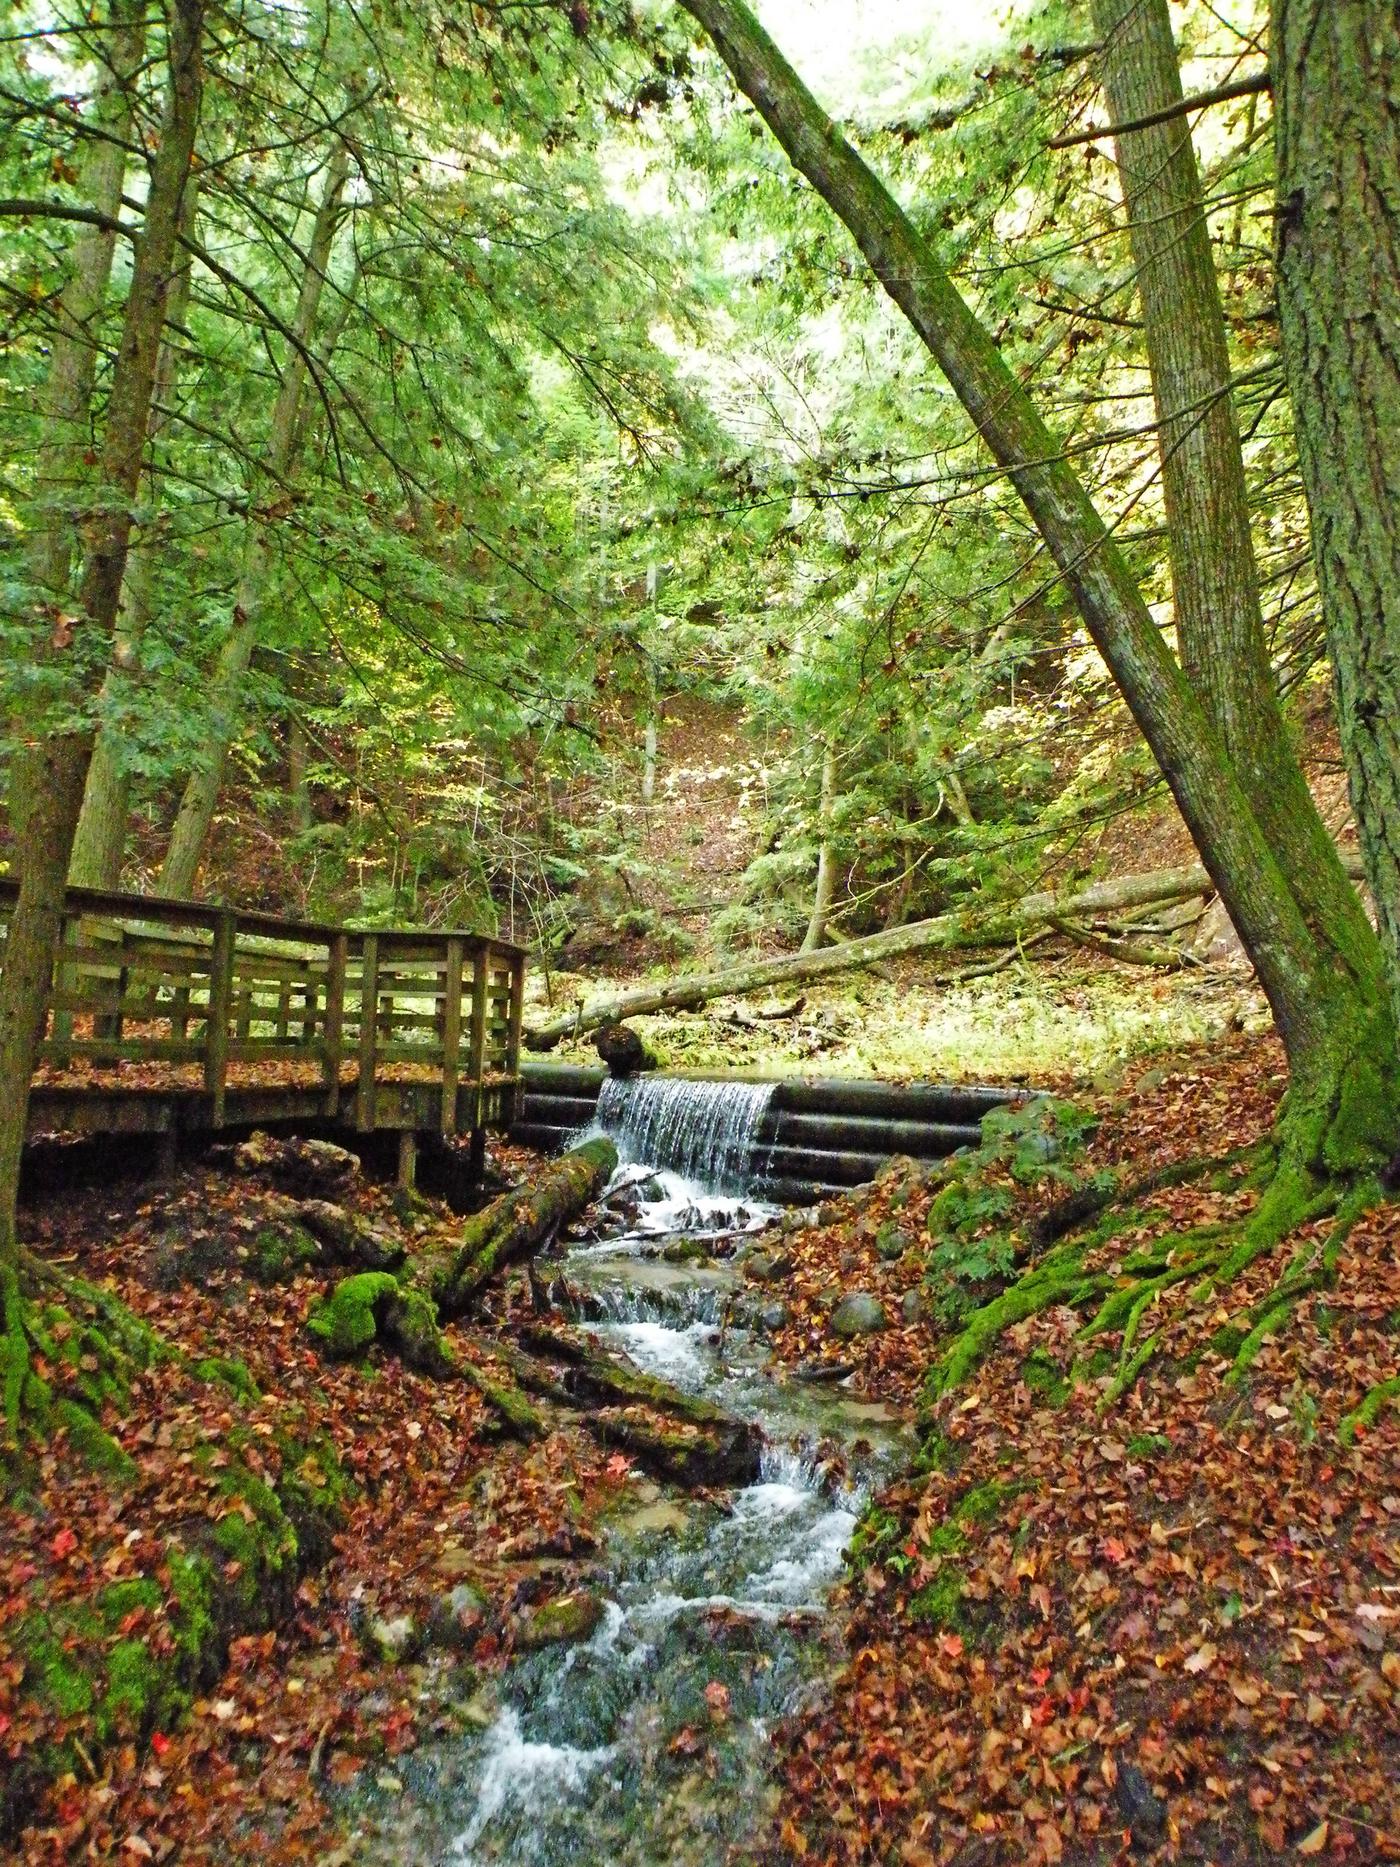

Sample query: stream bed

[361,1143,912,1866]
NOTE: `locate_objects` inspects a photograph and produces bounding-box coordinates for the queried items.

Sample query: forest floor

[3,1026,1397,1865]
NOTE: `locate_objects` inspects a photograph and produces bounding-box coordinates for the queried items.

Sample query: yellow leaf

[1183,1640,1217,1674]
[1297,1820,1328,1855]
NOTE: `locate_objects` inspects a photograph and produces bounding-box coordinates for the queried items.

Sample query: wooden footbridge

[3,881,527,1182]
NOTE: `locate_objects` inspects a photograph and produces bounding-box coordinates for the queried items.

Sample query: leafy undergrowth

[756,1035,1400,1863]
[1,1147,630,1864]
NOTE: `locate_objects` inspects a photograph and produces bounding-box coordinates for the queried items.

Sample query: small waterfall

[595,1076,775,1194]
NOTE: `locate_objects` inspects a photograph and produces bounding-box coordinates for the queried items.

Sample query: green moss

[931,1244,1105,1396]
[53,1397,137,1481]
[1127,1432,1170,1459]
[97,1639,182,1743]
[274,1437,355,1568]
[22,1628,95,1720]
[1338,1376,1400,1446]
[250,1224,321,1285]
[193,1356,258,1400]
[306,1271,399,1357]
[97,1579,162,1628]
[910,1425,959,1476]
[1021,1349,1071,1406]
[906,1568,966,1632]
[955,1478,1028,1526]
[165,1549,220,1683]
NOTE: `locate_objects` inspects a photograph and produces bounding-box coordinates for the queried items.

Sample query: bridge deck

[2,882,526,1148]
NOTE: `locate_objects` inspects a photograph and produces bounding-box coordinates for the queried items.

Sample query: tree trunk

[160,142,351,898]
[24,0,146,607]
[526,861,1224,1046]
[69,178,200,890]
[1272,0,1400,1034]
[287,713,314,836]
[1092,0,1391,1066]
[676,0,1397,1178]
[801,742,837,952]
[0,0,206,1435]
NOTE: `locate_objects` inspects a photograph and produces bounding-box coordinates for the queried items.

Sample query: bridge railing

[0,881,526,1133]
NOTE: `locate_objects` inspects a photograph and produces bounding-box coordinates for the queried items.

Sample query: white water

[595,1076,776,1194]
[368,1163,905,1867]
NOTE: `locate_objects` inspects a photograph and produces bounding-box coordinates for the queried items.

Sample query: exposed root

[1339,1376,1400,1445]
[930,1139,1388,1412]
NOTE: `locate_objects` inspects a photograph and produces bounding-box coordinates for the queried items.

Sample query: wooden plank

[356,934,379,1132]
[440,936,464,1136]
[205,910,235,1126]
[35,1037,207,1063]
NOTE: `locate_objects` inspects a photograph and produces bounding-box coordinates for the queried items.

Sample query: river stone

[759,1301,791,1333]
[875,1220,912,1262]
[619,1499,690,1537]
[429,1583,489,1652]
[830,1292,888,1338]
[744,1250,791,1283]
[365,1613,420,1664]
[901,1289,926,1325]
[517,1590,605,1650]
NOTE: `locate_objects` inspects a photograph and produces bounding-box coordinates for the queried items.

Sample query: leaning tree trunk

[676,0,1398,1180]
[1092,0,1393,1072]
[24,0,146,607]
[160,142,351,899]
[0,0,206,1434]
[69,177,200,890]
[1272,0,1400,1035]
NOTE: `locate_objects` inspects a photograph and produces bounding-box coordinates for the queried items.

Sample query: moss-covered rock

[517,1591,605,1650]
[306,1272,400,1357]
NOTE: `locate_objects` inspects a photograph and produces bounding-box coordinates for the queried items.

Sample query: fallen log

[430,1137,617,1316]
[523,864,1220,1047]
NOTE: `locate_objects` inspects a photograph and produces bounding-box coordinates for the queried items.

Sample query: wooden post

[397,1128,418,1191]
[205,910,235,1127]
[507,950,526,1121]
[467,942,489,1133]
[324,932,347,1118]
[440,936,464,1136]
[469,1124,487,1183]
[356,933,379,1132]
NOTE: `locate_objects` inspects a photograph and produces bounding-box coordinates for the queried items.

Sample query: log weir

[511,1064,1019,1202]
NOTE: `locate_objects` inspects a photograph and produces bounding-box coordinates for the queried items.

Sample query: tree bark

[160,142,351,898]
[69,177,200,890]
[428,1137,617,1315]
[526,861,1222,1045]
[0,0,206,1434]
[801,742,838,952]
[676,0,1398,1176]
[1272,0,1400,1034]
[24,0,146,607]
[1092,0,1389,1050]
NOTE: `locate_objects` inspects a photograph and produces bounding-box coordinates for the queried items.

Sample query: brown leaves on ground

[761,1035,1400,1865]
[2,1151,627,1865]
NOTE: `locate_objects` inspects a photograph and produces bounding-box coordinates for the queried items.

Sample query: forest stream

[360,1083,915,1865]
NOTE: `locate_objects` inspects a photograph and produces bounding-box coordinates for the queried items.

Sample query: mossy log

[518,1322,763,1485]
[428,1138,617,1316]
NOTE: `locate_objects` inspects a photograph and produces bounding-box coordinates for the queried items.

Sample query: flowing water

[362,1081,907,1865]
[595,1075,776,1194]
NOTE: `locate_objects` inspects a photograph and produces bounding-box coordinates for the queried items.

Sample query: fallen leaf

[1297,1820,1328,1854]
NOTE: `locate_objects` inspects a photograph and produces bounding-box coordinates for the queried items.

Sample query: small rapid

[364,1106,908,1866]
